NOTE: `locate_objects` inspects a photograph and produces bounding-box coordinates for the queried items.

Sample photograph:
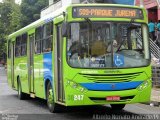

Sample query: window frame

[42,22,53,53]
[35,26,43,54]
[15,33,28,57]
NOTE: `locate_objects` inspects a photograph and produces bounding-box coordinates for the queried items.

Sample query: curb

[141,101,160,107]
[150,101,160,107]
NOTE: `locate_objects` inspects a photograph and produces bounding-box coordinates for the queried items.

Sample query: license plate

[106,96,120,101]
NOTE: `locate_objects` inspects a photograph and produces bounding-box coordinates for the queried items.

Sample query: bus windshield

[67,22,150,68]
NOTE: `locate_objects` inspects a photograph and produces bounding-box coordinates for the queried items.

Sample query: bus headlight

[137,80,149,91]
[67,80,87,93]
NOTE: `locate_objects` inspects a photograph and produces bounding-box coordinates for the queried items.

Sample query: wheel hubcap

[48,89,54,105]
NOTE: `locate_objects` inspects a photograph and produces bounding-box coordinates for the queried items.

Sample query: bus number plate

[106,96,120,101]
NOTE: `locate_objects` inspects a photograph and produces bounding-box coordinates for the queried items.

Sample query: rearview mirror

[62,22,69,37]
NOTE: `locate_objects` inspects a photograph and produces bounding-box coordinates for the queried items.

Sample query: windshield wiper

[84,18,92,25]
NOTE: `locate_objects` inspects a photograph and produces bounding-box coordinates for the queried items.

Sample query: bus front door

[55,24,65,103]
[28,34,34,94]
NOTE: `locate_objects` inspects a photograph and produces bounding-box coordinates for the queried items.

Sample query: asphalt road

[0,66,160,120]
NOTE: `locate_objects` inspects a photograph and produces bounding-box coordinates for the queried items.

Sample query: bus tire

[110,104,125,111]
[17,78,26,100]
[47,82,60,113]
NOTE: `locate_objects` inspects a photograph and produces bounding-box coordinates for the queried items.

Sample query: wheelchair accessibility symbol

[114,54,124,67]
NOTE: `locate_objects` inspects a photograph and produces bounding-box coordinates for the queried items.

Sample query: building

[136,0,160,22]
[41,0,136,18]
[42,0,160,22]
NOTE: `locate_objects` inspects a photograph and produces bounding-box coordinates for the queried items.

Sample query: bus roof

[8,6,67,39]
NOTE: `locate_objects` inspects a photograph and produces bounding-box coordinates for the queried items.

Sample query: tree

[0,0,48,61]
[10,2,22,31]
[0,0,21,60]
[20,0,48,27]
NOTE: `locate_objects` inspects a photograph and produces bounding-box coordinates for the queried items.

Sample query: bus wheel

[17,79,25,100]
[47,82,60,113]
[110,104,125,111]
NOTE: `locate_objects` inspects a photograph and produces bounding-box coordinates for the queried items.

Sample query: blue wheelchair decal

[114,54,124,67]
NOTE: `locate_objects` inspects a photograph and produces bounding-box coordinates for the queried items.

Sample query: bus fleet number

[74,95,84,101]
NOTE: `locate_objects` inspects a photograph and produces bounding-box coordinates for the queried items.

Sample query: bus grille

[79,72,143,83]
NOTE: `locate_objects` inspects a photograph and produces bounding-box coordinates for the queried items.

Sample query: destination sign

[72,6,143,19]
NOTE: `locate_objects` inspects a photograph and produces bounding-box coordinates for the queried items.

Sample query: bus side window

[15,33,27,57]
[35,42,37,53]
[15,36,21,57]
[42,22,53,53]
[35,26,43,54]
[21,33,27,56]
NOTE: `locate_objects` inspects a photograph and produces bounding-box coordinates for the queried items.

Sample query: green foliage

[0,0,21,58]
[10,2,22,32]
[21,0,48,27]
[0,0,48,59]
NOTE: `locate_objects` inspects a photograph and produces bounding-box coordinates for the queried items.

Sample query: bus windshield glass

[67,22,150,68]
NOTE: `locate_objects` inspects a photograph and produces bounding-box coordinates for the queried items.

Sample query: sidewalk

[150,88,160,106]
[0,65,6,75]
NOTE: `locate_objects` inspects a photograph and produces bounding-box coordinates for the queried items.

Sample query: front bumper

[64,80,151,106]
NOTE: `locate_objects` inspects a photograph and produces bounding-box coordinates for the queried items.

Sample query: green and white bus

[7,4,151,113]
